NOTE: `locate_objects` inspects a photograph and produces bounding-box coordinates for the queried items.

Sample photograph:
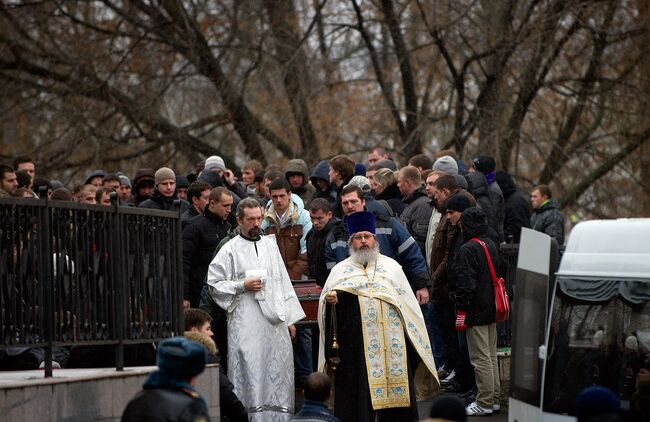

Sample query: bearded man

[207,197,305,421]
[317,211,439,422]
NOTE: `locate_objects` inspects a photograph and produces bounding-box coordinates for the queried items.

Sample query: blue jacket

[293,400,341,422]
[325,210,431,291]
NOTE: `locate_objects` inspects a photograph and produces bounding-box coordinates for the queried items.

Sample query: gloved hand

[455,310,467,331]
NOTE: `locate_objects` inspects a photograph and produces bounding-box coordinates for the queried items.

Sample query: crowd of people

[1,147,586,421]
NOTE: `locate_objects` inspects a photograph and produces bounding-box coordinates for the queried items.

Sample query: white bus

[509,221,650,422]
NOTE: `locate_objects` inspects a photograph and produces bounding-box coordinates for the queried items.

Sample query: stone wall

[0,365,220,421]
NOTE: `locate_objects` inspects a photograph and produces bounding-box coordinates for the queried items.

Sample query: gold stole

[358,295,410,409]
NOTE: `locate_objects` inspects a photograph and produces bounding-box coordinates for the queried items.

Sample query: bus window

[543,285,650,419]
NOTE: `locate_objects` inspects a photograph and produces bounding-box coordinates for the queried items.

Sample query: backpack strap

[470,237,498,285]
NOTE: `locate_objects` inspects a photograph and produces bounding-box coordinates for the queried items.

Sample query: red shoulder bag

[470,238,510,322]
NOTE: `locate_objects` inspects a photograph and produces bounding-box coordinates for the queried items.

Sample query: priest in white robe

[317,211,439,421]
[208,197,306,421]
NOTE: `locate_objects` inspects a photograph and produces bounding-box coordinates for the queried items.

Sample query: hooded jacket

[531,198,565,246]
[261,193,313,279]
[127,168,155,206]
[198,169,223,188]
[400,186,433,257]
[309,160,337,208]
[495,171,530,243]
[285,159,316,209]
[84,169,106,185]
[453,207,499,327]
[466,172,502,241]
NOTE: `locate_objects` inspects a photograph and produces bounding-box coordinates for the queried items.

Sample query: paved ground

[418,399,508,421]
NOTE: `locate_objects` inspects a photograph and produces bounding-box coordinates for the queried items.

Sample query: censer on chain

[328,302,341,371]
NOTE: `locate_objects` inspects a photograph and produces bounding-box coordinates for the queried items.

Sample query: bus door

[510,228,556,421]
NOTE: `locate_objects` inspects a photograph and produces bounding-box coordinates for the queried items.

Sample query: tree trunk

[475,0,515,161]
[265,0,320,163]
[380,0,421,158]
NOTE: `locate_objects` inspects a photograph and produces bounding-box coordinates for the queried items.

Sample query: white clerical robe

[208,234,305,421]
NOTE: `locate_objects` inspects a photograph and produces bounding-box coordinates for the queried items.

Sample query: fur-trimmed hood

[184,331,217,355]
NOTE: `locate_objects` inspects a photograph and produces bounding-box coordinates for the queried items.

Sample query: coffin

[293,279,322,322]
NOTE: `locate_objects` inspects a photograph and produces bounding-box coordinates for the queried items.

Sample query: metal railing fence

[0,193,183,376]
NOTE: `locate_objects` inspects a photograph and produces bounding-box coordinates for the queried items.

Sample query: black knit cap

[445,194,472,213]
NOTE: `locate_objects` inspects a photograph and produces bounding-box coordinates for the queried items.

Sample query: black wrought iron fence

[498,243,519,347]
[0,194,183,376]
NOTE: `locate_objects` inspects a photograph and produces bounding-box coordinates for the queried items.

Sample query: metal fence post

[38,186,54,378]
[174,200,183,335]
[111,192,125,371]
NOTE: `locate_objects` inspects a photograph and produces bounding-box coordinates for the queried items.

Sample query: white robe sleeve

[275,243,305,325]
[207,245,245,312]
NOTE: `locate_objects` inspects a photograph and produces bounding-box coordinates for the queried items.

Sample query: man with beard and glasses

[207,197,305,421]
[317,211,439,422]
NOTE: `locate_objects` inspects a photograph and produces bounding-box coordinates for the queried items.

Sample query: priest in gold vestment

[317,211,439,422]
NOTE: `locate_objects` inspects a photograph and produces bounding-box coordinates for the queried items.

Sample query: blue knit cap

[156,337,206,379]
[575,386,619,422]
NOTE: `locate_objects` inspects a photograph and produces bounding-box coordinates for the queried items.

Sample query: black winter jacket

[198,351,248,422]
[182,209,231,306]
[121,388,208,422]
[139,190,191,213]
[332,177,352,219]
[531,198,565,246]
[400,187,433,257]
[495,171,530,243]
[453,208,500,327]
[375,184,405,216]
[181,207,200,230]
[306,217,345,287]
